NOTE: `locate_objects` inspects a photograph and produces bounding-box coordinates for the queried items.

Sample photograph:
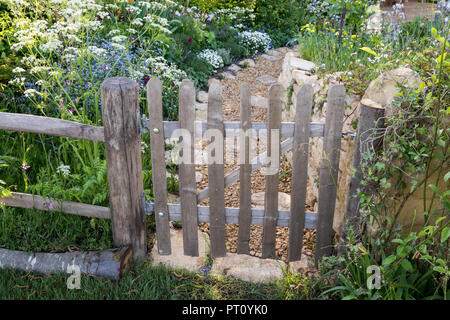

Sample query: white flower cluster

[237,31,272,55]
[214,7,255,21]
[143,14,172,34]
[197,49,224,70]
[88,45,107,58]
[143,56,187,84]
[56,164,71,177]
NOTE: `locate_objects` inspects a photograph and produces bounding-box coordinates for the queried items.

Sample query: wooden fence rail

[0,112,105,142]
[0,192,111,219]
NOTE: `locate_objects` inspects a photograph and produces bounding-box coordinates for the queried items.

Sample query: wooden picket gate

[0,75,383,276]
[143,77,346,264]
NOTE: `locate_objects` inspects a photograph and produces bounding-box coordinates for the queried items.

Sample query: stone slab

[196,90,208,103]
[151,228,210,273]
[256,74,278,85]
[238,58,256,68]
[210,253,286,283]
[290,58,316,72]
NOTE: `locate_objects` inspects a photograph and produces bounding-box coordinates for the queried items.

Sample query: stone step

[256,74,278,85]
[238,58,255,68]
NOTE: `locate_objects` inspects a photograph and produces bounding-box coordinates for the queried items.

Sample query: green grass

[0,207,114,252]
[0,262,295,300]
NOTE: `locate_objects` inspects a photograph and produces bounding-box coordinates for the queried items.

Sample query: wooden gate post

[341,101,385,241]
[101,77,146,261]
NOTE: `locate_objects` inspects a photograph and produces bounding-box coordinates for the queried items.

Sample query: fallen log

[0,246,132,281]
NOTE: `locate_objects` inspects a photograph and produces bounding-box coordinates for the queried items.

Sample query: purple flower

[21,162,30,171]
[187,37,193,43]
[87,82,93,88]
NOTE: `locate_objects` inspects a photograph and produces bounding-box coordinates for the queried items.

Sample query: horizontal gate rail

[143,201,318,229]
[141,119,325,138]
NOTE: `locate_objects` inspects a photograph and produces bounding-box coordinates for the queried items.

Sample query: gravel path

[194,47,316,262]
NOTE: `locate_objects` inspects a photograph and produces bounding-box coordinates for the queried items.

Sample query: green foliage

[171,15,214,58]
[187,0,255,12]
[0,261,287,299]
[314,24,450,300]
[253,0,308,47]
[0,4,18,85]
[216,48,232,65]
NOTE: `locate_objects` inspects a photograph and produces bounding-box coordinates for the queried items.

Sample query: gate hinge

[342,131,356,138]
[141,193,155,222]
[137,110,150,135]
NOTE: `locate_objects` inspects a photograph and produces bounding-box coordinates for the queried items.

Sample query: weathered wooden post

[261,83,282,259]
[237,82,252,255]
[207,79,227,258]
[101,77,146,261]
[288,83,313,262]
[341,100,385,241]
[315,85,346,265]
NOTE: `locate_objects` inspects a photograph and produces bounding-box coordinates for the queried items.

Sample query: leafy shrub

[316,25,450,300]
[305,0,377,33]
[253,0,308,47]
[216,48,232,65]
[187,0,255,12]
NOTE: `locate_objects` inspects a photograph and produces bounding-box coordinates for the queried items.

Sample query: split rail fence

[0,76,384,275]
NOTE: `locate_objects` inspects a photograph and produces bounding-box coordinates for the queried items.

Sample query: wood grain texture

[101,77,146,261]
[0,192,111,219]
[151,120,324,138]
[0,112,104,141]
[315,84,346,265]
[207,79,226,258]
[147,78,171,256]
[0,247,132,281]
[144,202,318,229]
[178,79,199,256]
[237,83,252,254]
[288,84,313,262]
[341,102,385,241]
[261,84,282,259]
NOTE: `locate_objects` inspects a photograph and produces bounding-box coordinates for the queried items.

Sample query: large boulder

[362,67,421,116]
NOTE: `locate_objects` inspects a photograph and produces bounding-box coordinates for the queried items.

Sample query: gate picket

[315,84,346,264]
[261,84,282,259]
[207,79,227,258]
[237,83,252,255]
[178,79,199,256]
[288,83,313,262]
[147,78,171,255]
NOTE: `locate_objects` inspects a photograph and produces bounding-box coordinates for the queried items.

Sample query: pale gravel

[195,47,316,262]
